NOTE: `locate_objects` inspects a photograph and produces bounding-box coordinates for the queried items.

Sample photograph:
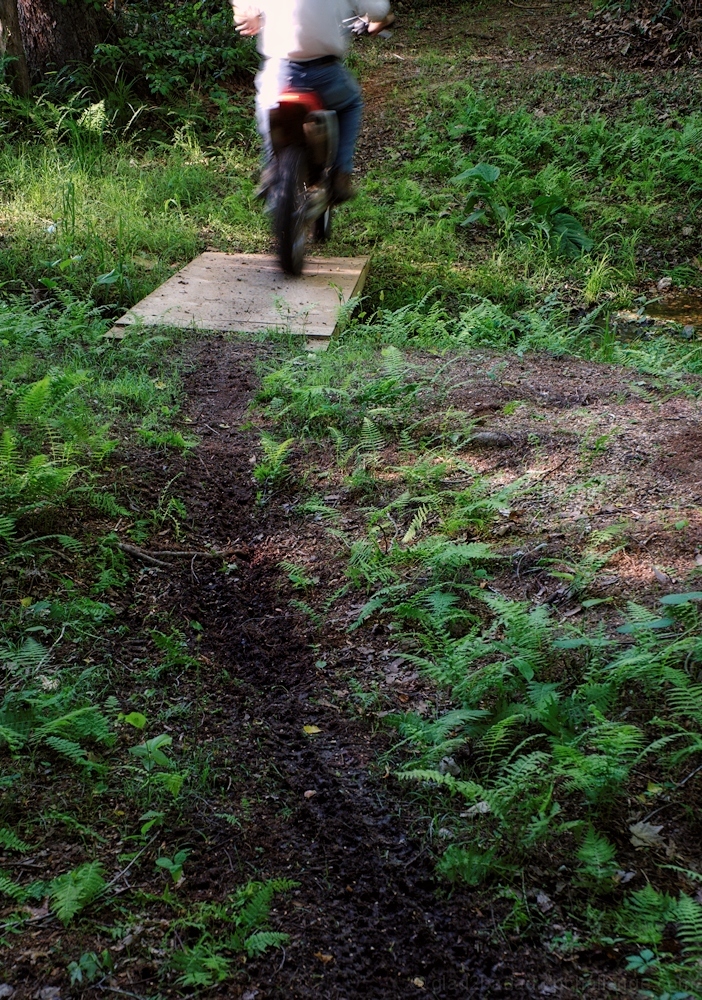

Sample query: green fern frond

[395,768,487,804]
[17,375,52,422]
[668,683,702,723]
[0,827,31,853]
[0,429,20,482]
[479,715,526,765]
[576,826,617,883]
[244,931,289,956]
[36,705,115,746]
[617,884,681,946]
[78,488,130,518]
[0,871,29,900]
[235,882,278,935]
[402,502,432,544]
[43,735,90,767]
[437,845,498,885]
[380,345,409,380]
[49,860,106,924]
[0,515,16,542]
[0,722,26,750]
[359,417,384,453]
[676,894,702,956]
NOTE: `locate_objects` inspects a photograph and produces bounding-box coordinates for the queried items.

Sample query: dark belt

[289,55,339,68]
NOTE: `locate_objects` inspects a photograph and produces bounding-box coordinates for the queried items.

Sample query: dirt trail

[111,336,590,999]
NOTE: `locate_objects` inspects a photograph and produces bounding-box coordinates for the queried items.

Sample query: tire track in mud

[122,336,583,999]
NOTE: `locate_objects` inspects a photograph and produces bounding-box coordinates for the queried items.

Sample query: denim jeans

[255,57,363,174]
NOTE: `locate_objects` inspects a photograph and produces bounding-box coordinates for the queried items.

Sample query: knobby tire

[275,146,308,276]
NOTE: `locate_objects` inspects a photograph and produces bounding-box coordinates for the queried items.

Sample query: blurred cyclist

[233,0,394,202]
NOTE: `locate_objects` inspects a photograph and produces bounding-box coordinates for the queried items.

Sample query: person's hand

[233,5,263,35]
[367,11,395,35]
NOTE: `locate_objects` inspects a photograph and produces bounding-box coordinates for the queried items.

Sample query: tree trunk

[16,0,111,81]
[0,0,30,96]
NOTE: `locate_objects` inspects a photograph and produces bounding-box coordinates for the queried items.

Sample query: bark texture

[0,0,30,95]
[16,0,111,80]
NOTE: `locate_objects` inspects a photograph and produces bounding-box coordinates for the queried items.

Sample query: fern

[0,871,29,900]
[78,488,129,518]
[36,705,115,746]
[43,735,90,767]
[2,636,51,673]
[402,502,433,544]
[0,429,20,483]
[676,894,702,956]
[17,375,53,421]
[359,416,384,453]
[172,940,231,986]
[576,826,618,885]
[0,514,16,542]
[617,884,681,945]
[479,716,528,767]
[437,845,498,885]
[0,827,31,853]
[234,879,294,937]
[380,345,410,380]
[668,683,702,724]
[170,878,295,986]
[49,860,106,924]
[0,722,27,750]
[243,930,289,957]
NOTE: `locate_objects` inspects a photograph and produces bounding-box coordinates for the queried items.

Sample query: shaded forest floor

[2,1,702,998]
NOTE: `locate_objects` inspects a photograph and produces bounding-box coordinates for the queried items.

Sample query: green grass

[4,51,702,313]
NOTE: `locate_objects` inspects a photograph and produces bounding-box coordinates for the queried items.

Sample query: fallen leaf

[536,891,554,913]
[629,821,665,848]
[314,952,334,964]
[303,725,322,735]
[460,800,491,818]
[303,789,316,799]
[413,978,425,989]
[653,566,670,584]
[19,597,32,607]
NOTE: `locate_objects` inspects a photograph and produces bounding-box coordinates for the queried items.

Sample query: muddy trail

[99,337,591,999]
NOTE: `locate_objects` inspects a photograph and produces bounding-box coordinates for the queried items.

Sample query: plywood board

[108,252,370,347]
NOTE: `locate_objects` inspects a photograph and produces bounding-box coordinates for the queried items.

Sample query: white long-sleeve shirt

[237,0,390,61]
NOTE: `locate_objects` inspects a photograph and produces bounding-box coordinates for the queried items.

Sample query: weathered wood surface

[108,252,371,348]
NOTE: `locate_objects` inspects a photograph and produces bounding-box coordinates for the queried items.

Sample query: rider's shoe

[331,170,356,204]
[255,163,277,200]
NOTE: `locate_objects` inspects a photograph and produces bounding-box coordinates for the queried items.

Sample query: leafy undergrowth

[3,0,702,995]
[254,335,702,999]
[0,302,301,992]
